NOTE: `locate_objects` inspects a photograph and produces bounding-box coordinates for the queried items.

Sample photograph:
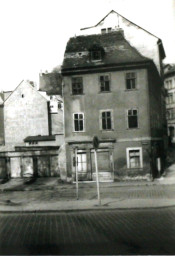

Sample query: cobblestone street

[0,207,175,255]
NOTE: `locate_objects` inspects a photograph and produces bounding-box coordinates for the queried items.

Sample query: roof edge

[81,10,160,40]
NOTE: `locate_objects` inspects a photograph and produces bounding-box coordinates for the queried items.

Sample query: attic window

[89,44,104,62]
[91,50,101,61]
[101,28,112,34]
[101,28,106,34]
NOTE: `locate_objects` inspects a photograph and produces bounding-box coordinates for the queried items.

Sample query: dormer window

[91,50,102,61]
[89,44,104,62]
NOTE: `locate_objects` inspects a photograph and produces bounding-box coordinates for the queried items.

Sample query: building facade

[61,19,166,182]
[164,64,175,143]
[0,80,65,179]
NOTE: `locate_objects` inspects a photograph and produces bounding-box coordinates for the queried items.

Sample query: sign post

[75,147,79,200]
[93,136,101,206]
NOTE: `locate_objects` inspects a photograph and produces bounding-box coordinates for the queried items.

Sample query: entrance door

[77,152,88,181]
[91,150,113,181]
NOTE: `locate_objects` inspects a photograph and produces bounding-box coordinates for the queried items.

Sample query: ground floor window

[126,147,143,168]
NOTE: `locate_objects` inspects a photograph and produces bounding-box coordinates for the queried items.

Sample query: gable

[79,10,165,74]
[4,80,47,106]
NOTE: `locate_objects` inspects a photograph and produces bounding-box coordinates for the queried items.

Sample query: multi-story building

[61,12,167,182]
[164,64,175,143]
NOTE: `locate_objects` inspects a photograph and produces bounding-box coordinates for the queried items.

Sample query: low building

[0,80,65,179]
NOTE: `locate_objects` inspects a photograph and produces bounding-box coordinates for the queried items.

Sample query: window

[166,93,173,104]
[127,109,138,128]
[72,77,83,95]
[126,72,136,90]
[101,28,106,34]
[91,50,102,61]
[167,109,175,120]
[100,110,113,130]
[99,75,110,92]
[73,113,84,132]
[101,28,112,34]
[126,148,143,168]
[166,80,172,89]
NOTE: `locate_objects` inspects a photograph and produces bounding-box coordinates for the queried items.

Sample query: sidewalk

[0,163,175,212]
[0,176,175,212]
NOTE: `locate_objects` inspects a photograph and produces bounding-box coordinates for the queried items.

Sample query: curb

[1,204,175,214]
[1,181,174,192]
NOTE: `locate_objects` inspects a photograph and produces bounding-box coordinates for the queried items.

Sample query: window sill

[71,94,85,96]
[98,91,111,94]
[126,127,139,130]
[100,129,114,132]
[73,131,85,133]
[125,89,138,92]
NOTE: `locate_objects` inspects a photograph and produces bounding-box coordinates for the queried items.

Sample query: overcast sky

[0,0,175,91]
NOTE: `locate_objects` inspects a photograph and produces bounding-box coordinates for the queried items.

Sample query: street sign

[93,136,99,150]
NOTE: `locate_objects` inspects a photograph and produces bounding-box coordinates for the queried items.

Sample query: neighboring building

[79,10,165,77]
[61,16,166,182]
[39,70,62,96]
[0,80,65,179]
[164,64,175,143]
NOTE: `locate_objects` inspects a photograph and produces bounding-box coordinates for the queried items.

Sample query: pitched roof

[81,10,160,39]
[62,31,150,70]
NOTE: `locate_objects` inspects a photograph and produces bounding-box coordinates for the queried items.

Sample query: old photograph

[0,0,175,254]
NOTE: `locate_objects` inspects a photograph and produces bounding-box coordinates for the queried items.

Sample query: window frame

[126,147,143,169]
[90,50,102,61]
[71,77,83,95]
[99,74,111,92]
[125,72,137,90]
[99,109,114,131]
[166,92,173,104]
[73,112,85,132]
[127,108,139,129]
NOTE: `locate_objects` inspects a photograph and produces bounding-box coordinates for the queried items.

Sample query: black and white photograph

[0,0,175,254]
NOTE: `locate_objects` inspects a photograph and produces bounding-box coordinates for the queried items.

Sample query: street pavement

[0,178,175,212]
[0,207,175,255]
[0,163,175,212]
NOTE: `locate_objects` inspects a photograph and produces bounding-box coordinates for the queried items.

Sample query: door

[37,156,50,177]
[91,150,113,181]
[77,152,88,181]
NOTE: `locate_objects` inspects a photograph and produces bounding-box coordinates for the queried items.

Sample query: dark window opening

[72,77,83,95]
[91,51,102,61]
[74,113,84,131]
[126,72,136,90]
[128,109,138,128]
[102,111,112,130]
[100,75,110,92]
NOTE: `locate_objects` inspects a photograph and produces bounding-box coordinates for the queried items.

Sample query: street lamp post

[93,136,101,206]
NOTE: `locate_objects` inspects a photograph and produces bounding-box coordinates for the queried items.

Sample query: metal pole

[94,149,101,205]
[75,148,79,200]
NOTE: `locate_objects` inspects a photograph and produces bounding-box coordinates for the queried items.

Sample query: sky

[0,0,175,91]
